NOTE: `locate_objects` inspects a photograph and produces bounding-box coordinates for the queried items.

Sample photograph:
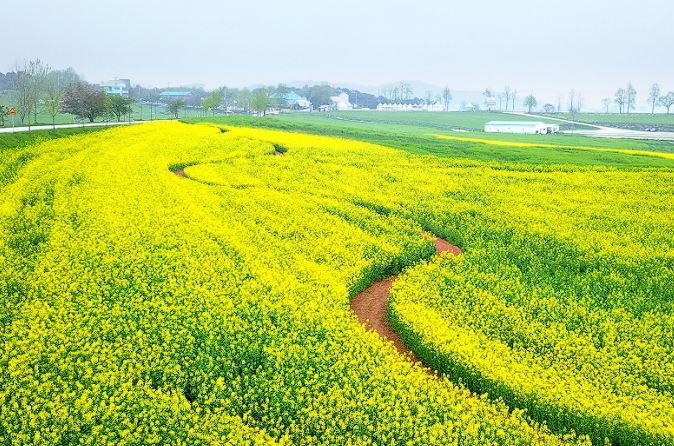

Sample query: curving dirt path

[350,237,462,370]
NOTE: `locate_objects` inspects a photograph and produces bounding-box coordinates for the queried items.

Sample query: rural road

[506,112,674,142]
[0,120,150,134]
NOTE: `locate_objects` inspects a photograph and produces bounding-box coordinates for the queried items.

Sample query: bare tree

[13,59,50,128]
[614,88,626,114]
[511,89,517,111]
[626,82,636,113]
[44,72,63,129]
[568,89,576,113]
[441,87,452,112]
[503,86,512,112]
[601,98,611,113]
[648,83,661,114]
[660,92,674,114]
[399,82,413,101]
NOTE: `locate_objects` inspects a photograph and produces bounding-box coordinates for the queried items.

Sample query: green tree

[236,88,252,113]
[167,99,185,119]
[203,87,226,116]
[274,84,290,110]
[0,103,7,126]
[202,96,216,116]
[648,83,661,114]
[308,84,335,108]
[523,95,537,113]
[13,59,50,127]
[251,89,270,116]
[108,95,135,122]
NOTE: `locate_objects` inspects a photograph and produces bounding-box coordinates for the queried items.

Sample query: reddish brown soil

[174,169,185,177]
[435,238,462,256]
[350,237,461,373]
[274,150,284,156]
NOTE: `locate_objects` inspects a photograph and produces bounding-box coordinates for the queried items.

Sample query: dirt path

[350,237,462,371]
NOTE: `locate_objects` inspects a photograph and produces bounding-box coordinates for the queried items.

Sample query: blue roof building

[272,91,311,109]
[159,91,192,98]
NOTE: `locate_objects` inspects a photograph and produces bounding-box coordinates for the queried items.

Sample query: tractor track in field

[171,165,462,373]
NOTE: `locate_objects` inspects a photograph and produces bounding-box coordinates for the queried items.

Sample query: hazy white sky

[4,0,674,107]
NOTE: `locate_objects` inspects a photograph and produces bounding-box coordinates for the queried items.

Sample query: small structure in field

[485,121,559,134]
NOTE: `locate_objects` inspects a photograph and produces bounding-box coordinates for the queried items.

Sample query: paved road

[505,112,674,142]
[0,120,150,134]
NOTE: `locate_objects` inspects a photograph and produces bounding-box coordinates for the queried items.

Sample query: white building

[101,79,131,96]
[330,92,352,110]
[485,121,560,134]
[376,102,443,111]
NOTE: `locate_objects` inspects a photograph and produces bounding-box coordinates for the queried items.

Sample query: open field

[280,110,593,131]
[542,113,674,132]
[2,119,673,445]
[187,113,674,158]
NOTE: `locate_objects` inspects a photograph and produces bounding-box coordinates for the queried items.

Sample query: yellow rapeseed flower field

[2,121,672,445]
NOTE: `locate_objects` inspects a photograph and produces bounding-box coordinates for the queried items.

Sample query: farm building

[330,92,352,111]
[485,121,559,134]
[101,79,131,96]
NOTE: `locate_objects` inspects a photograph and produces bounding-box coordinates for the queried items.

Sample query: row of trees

[1,59,144,127]
[479,83,674,115]
[608,83,673,114]
[480,88,520,112]
[9,59,82,128]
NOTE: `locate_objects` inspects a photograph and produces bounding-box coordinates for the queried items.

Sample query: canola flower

[0,122,586,445]
[2,121,671,445]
